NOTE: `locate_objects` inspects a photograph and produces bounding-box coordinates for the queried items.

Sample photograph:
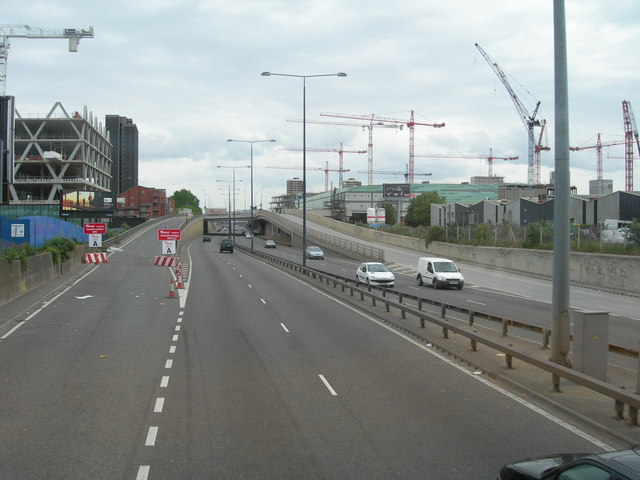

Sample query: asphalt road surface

[0,219,617,479]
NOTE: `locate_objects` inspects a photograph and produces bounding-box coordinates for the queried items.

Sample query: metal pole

[250,142,254,252]
[303,77,307,267]
[551,0,571,368]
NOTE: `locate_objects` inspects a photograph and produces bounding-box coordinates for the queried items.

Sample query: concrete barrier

[427,242,640,296]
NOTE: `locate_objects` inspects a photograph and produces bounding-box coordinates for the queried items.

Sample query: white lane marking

[319,374,338,396]
[280,323,290,333]
[136,465,150,480]
[165,359,173,369]
[145,426,158,446]
[175,325,181,332]
[160,376,169,388]
[467,300,486,306]
[179,310,184,316]
[261,299,266,304]
[1,321,26,340]
[169,345,176,354]
[406,286,419,290]
[154,397,165,413]
[177,318,183,323]
[248,284,253,289]
[172,334,179,342]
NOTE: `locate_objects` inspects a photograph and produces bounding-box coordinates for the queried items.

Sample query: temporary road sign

[84,223,107,234]
[88,234,103,248]
[158,229,181,241]
[162,240,176,255]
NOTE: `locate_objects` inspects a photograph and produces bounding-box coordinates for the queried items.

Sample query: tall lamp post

[227,138,276,252]
[218,165,249,243]
[261,71,347,266]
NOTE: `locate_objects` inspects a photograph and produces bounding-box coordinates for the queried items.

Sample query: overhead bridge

[180,212,384,263]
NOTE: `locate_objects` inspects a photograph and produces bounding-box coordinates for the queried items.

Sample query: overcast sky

[3,1,639,209]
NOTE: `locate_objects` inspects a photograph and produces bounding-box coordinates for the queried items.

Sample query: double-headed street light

[227,138,276,251]
[261,71,347,266]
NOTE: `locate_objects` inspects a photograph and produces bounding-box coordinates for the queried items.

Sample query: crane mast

[475,43,542,185]
[321,111,444,184]
[287,118,401,186]
[0,24,94,95]
[622,100,638,191]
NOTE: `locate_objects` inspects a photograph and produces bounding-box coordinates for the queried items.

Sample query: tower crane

[622,100,639,191]
[357,167,431,183]
[534,120,550,184]
[320,110,445,184]
[415,148,518,177]
[267,161,350,193]
[0,24,94,95]
[475,43,543,185]
[287,118,402,186]
[569,134,625,181]
[279,144,366,189]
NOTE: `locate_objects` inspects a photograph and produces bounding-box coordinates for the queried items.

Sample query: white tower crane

[0,24,94,95]
[475,43,543,185]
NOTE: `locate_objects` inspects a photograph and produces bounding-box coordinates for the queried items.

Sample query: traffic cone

[167,278,177,298]
[177,271,184,289]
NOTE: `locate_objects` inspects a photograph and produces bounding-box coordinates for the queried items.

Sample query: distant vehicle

[219,239,234,253]
[203,236,211,242]
[356,262,395,287]
[416,257,464,289]
[245,232,254,239]
[264,239,276,248]
[305,246,324,260]
[497,446,640,479]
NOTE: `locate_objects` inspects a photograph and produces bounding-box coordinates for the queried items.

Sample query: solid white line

[172,334,179,342]
[165,359,173,369]
[160,376,169,388]
[136,465,150,480]
[145,426,158,446]
[175,325,181,332]
[169,345,176,354]
[319,374,338,396]
[1,321,26,340]
[154,397,165,413]
[280,323,290,333]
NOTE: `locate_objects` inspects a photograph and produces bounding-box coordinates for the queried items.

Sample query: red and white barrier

[155,256,176,267]
[85,252,108,264]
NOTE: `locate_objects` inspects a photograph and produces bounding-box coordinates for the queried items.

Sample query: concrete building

[287,177,304,196]
[9,102,112,205]
[105,115,139,195]
[589,179,614,196]
[117,185,171,218]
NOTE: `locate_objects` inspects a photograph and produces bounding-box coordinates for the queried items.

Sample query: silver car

[305,246,324,260]
[356,262,395,287]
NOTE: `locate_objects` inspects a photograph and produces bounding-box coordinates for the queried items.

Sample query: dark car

[219,239,234,253]
[498,447,640,479]
[203,236,211,242]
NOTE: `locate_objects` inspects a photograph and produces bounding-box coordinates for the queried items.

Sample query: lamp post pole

[227,138,276,252]
[218,166,249,244]
[261,71,347,266]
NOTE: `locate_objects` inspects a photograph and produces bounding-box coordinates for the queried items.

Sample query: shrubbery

[0,236,79,271]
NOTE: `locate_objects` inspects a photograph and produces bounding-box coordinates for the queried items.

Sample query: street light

[261,71,347,266]
[216,180,242,240]
[227,138,276,252]
[218,165,249,243]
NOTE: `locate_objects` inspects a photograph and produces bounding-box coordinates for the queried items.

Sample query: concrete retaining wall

[427,242,640,296]
[0,245,87,307]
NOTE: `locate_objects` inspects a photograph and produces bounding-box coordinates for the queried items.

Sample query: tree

[377,201,397,225]
[404,191,446,226]
[171,189,202,215]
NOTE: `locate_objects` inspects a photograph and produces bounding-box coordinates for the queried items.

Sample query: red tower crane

[287,118,401,186]
[569,134,625,181]
[276,143,364,191]
[320,110,445,184]
[356,167,432,183]
[415,148,518,177]
[622,100,639,191]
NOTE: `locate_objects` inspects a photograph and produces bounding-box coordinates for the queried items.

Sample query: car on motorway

[305,246,324,260]
[355,262,395,287]
[219,238,234,253]
[416,257,464,289]
[244,232,253,239]
[203,236,211,242]
[497,447,640,479]
[264,239,276,248]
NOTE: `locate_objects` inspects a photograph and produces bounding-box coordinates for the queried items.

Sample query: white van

[416,257,464,289]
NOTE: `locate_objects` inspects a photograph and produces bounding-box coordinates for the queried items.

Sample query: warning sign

[88,234,103,248]
[84,223,107,235]
[162,240,176,255]
[158,229,181,241]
